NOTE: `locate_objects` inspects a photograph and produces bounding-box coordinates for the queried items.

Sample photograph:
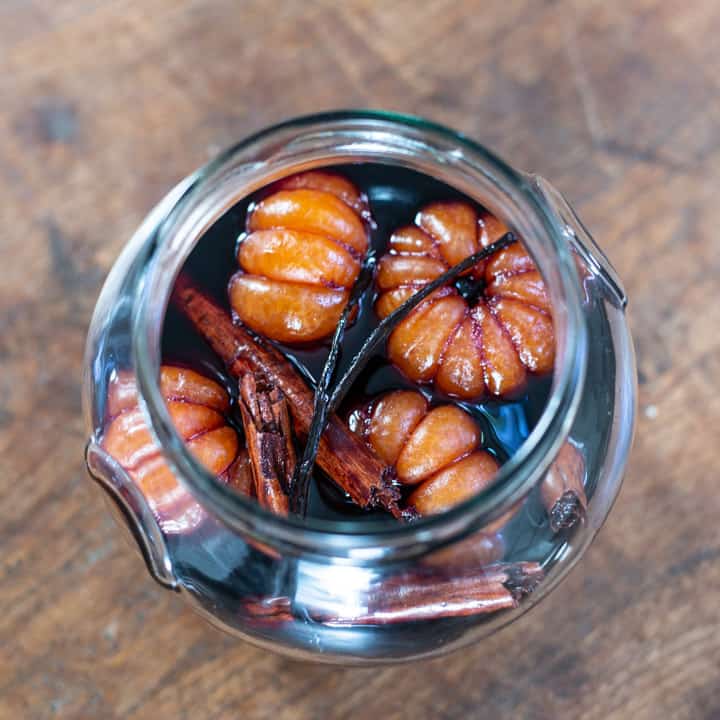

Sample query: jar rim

[131,110,588,560]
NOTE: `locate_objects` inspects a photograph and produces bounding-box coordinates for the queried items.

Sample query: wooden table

[2,1,719,717]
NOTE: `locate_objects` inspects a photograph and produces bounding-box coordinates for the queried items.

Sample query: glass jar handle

[85,440,178,590]
[531,175,627,310]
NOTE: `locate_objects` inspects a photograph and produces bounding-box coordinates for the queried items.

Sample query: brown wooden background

[1,1,719,718]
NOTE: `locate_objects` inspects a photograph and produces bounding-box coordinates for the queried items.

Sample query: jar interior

[163,163,549,526]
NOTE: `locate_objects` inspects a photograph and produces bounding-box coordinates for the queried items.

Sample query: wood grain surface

[1,1,719,718]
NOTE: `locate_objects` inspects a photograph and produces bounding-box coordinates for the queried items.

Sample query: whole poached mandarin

[352,390,502,517]
[102,366,250,533]
[229,171,370,344]
[375,201,554,398]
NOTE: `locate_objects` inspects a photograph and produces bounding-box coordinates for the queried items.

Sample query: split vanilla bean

[173,275,402,517]
[238,373,295,516]
[291,253,376,515]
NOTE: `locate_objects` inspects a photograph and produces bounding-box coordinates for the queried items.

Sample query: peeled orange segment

[159,367,229,412]
[395,405,480,484]
[229,273,349,344]
[376,255,447,291]
[416,201,479,267]
[478,212,512,248]
[248,189,368,255]
[106,371,141,418]
[470,211,511,277]
[486,242,536,279]
[367,391,428,466]
[375,287,417,319]
[239,229,360,288]
[471,303,527,396]
[276,170,367,215]
[486,270,550,312]
[435,318,485,398]
[387,294,467,382]
[131,454,207,535]
[103,408,158,471]
[492,298,555,373]
[408,451,499,515]
[131,453,171,487]
[375,286,452,320]
[187,426,239,476]
[389,226,438,256]
[166,401,225,441]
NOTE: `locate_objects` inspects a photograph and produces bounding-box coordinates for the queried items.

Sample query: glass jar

[83,111,636,664]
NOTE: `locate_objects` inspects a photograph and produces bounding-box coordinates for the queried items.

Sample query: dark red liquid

[162,163,552,523]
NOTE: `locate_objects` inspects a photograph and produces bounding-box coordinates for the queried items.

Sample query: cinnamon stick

[173,276,402,517]
[313,562,544,625]
[339,579,515,625]
[238,561,543,627]
[238,373,295,516]
[540,442,588,532]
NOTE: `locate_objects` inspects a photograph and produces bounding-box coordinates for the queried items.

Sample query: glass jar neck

[131,111,588,561]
